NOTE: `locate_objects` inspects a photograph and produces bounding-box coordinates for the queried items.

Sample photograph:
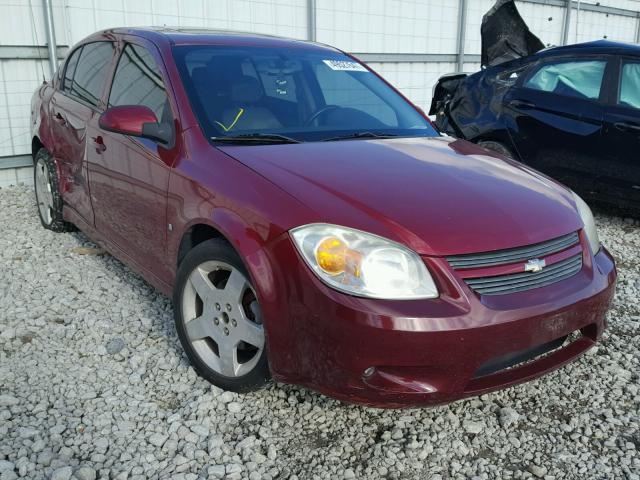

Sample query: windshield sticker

[322,60,368,72]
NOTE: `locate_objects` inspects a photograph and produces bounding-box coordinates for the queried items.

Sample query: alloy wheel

[181,260,264,378]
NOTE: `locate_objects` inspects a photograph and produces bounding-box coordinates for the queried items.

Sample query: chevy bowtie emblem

[524,258,546,273]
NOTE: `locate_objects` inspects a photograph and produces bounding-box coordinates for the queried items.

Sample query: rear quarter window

[62,47,81,92]
[68,42,115,107]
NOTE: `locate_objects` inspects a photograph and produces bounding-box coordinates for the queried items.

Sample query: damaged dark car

[431,0,640,212]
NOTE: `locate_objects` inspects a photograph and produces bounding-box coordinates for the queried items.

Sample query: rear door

[48,42,115,224]
[600,57,640,208]
[86,39,177,284]
[502,56,608,192]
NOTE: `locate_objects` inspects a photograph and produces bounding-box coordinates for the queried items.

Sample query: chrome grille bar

[446,232,580,269]
[465,253,583,295]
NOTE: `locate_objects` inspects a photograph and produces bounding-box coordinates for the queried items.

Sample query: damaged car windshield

[173,45,437,143]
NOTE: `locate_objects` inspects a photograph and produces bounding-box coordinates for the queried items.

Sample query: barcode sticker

[322,59,368,72]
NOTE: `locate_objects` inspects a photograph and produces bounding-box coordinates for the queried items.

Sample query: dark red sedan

[31,27,616,408]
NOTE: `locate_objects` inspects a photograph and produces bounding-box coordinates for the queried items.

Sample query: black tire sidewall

[33,149,74,232]
[173,238,270,393]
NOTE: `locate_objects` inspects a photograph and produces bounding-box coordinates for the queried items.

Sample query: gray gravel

[0,185,639,480]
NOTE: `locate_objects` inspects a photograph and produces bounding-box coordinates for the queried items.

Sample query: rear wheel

[173,239,270,392]
[477,140,515,159]
[33,148,74,232]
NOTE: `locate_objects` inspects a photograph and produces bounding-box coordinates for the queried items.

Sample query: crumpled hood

[219,136,582,256]
[481,0,545,67]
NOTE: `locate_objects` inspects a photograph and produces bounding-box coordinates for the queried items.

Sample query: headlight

[572,192,600,256]
[290,224,438,299]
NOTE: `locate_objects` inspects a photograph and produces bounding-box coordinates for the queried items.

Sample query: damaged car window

[495,66,527,87]
[524,60,606,100]
[619,62,640,109]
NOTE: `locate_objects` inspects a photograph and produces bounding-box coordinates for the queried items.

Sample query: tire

[173,238,270,392]
[477,140,515,159]
[33,148,74,232]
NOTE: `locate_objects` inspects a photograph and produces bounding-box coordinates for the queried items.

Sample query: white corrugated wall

[1,0,640,186]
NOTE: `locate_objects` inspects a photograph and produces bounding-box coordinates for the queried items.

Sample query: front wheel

[173,239,270,392]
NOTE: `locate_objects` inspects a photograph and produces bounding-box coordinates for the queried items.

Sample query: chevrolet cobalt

[31,28,616,407]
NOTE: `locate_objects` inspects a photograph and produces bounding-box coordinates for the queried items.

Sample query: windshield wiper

[211,133,301,144]
[321,131,399,142]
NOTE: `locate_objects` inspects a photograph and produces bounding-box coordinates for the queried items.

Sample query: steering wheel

[304,105,341,126]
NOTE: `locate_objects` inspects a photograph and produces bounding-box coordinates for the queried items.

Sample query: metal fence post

[561,0,573,45]
[42,0,57,77]
[456,0,467,72]
[307,0,316,42]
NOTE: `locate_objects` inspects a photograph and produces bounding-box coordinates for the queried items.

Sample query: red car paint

[99,105,158,136]
[31,28,616,408]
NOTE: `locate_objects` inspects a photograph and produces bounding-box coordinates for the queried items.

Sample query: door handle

[614,121,640,133]
[509,99,536,109]
[54,111,66,125]
[92,136,107,153]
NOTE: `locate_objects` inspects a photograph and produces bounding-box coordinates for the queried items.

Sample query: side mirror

[99,105,172,144]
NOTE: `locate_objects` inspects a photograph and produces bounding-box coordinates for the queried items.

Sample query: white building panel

[517,2,565,47]
[60,0,308,45]
[569,9,638,44]
[315,0,459,54]
[0,0,639,178]
[369,61,457,111]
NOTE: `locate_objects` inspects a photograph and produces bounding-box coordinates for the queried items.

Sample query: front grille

[446,232,579,269]
[464,253,583,295]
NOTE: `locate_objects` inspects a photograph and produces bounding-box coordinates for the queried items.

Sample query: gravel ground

[0,185,638,480]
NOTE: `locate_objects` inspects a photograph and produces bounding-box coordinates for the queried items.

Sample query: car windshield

[172,45,438,143]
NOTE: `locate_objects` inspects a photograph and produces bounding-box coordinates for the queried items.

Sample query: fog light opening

[363,367,376,378]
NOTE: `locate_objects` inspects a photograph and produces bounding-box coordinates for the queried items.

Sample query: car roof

[85,26,340,53]
[538,39,640,58]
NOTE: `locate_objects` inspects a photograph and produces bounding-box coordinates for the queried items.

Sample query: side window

[70,42,115,107]
[524,59,606,100]
[618,62,640,110]
[314,63,398,126]
[62,47,82,92]
[109,43,170,121]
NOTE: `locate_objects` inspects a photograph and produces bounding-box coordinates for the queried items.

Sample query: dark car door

[86,39,178,284]
[502,56,609,193]
[599,57,640,208]
[48,42,115,224]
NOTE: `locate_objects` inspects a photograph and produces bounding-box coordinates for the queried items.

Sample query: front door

[502,57,608,194]
[87,40,178,284]
[600,57,640,209]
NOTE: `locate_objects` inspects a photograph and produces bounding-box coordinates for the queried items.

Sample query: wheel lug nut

[226,303,232,312]
[215,303,221,311]
[214,318,219,325]
[223,327,229,336]
[231,319,237,327]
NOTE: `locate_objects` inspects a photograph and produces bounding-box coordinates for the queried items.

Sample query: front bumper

[257,234,616,408]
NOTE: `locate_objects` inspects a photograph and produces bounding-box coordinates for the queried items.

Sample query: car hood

[481,0,544,67]
[219,136,582,257]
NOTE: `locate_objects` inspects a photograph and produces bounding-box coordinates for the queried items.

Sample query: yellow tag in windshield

[215,108,244,132]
